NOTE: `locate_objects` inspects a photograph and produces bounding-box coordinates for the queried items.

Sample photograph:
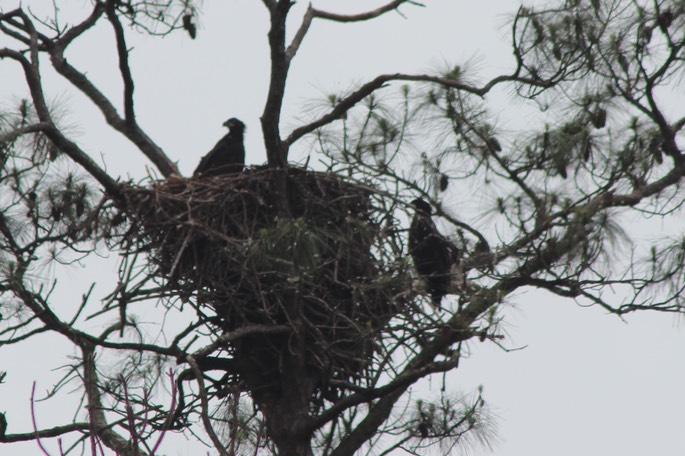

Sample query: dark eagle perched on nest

[194,118,246,176]
[409,198,459,307]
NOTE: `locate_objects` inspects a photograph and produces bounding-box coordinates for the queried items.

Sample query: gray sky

[1,1,685,455]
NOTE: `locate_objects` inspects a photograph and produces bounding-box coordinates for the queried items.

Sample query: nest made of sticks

[119,167,407,402]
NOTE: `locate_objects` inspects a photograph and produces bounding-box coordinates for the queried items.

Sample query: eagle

[194,118,246,177]
[408,198,459,307]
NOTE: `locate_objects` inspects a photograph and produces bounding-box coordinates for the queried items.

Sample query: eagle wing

[194,134,231,176]
[409,213,457,306]
[194,133,245,176]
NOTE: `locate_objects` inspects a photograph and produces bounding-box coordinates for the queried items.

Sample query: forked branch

[0,48,122,197]
[284,71,553,146]
[82,344,146,456]
[287,1,424,61]
[105,1,136,124]
[1,4,179,177]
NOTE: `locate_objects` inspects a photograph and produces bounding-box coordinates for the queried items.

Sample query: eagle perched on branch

[194,118,246,177]
[408,198,459,307]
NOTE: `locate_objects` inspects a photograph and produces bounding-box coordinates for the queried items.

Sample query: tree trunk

[258,349,317,456]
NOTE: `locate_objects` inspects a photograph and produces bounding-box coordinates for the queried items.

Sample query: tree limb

[285,4,314,62]
[261,1,292,168]
[15,4,179,177]
[284,72,553,146]
[0,423,90,443]
[49,48,178,177]
[189,323,291,361]
[186,355,231,456]
[0,123,48,144]
[312,0,423,23]
[82,344,146,456]
[105,0,136,124]
[286,1,423,62]
[0,48,122,198]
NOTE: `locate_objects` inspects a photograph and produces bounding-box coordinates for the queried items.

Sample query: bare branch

[82,344,146,456]
[53,2,105,48]
[328,311,479,456]
[105,0,136,124]
[49,49,177,178]
[286,1,423,62]
[308,355,463,434]
[1,4,177,177]
[190,324,291,360]
[261,1,292,168]
[285,4,314,62]
[0,423,90,443]
[186,355,231,456]
[285,72,551,146]
[0,122,47,144]
[311,0,423,23]
[0,48,122,197]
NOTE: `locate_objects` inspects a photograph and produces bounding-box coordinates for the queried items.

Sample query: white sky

[1,1,685,455]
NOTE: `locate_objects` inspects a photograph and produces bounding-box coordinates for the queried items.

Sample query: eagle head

[222,118,246,133]
[410,198,433,215]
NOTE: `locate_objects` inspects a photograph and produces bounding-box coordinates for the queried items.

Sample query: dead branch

[187,355,231,456]
[286,1,423,62]
[284,72,553,148]
[105,0,136,125]
[82,344,146,456]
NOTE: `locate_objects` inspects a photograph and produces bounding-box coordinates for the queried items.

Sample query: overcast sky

[1,1,685,455]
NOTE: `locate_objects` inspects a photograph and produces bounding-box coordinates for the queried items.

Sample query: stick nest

[119,167,408,402]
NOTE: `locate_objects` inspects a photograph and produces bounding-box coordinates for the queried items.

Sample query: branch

[0,9,125,194]
[0,122,47,144]
[0,9,52,48]
[186,356,230,456]
[312,0,422,23]
[43,124,124,198]
[82,344,147,456]
[37,6,178,176]
[105,0,136,124]
[285,4,314,62]
[6,265,184,359]
[54,2,105,48]
[1,423,89,443]
[328,312,479,456]
[261,1,292,168]
[30,383,52,455]
[607,171,685,207]
[327,208,606,455]
[286,1,423,62]
[284,72,552,146]
[0,48,122,198]
[188,324,291,361]
[308,355,462,434]
[329,389,405,456]
[49,52,178,176]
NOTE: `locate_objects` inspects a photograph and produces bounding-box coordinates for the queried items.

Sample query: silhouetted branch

[261,1,291,168]
[187,355,231,456]
[105,0,136,124]
[49,37,178,177]
[287,1,423,62]
[82,344,146,456]
[0,423,90,443]
[284,72,553,147]
[0,3,179,177]
[313,0,423,22]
